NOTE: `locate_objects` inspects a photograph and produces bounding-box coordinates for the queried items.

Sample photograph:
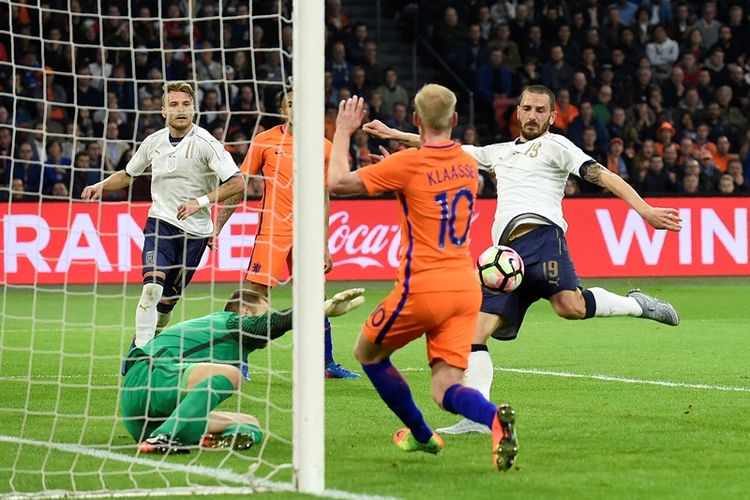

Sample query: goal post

[292,0,326,494]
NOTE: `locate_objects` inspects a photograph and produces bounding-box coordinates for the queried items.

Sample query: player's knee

[552,299,585,319]
[221,366,243,389]
[139,283,163,307]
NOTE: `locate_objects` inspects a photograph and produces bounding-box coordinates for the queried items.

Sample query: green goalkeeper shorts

[120,358,197,442]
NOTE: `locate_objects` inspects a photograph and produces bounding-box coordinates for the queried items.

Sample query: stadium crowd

[1,0,749,202]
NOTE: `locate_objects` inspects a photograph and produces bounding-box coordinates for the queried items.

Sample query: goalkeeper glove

[324,288,366,317]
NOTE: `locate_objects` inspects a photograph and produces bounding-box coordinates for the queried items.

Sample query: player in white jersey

[364,85,682,434]
[82,81,245,349]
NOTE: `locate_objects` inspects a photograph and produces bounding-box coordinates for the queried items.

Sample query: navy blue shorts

[142,217,208,300]
[481,225,580,341]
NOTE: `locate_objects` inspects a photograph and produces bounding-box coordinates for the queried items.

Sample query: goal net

[0,0,326,497]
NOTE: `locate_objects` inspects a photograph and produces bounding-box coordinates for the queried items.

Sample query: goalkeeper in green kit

[120,288,365,454]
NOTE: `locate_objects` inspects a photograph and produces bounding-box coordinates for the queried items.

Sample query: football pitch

[1,277,749,499]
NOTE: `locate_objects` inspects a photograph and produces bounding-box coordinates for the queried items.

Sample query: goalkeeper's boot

[241,363,251,382]
[628,289,680,326]
[120,336,137,376]
[137,434,190,455]
[393,428,444,454]
[436,417,491,435]
[201,427,263,451]
[324,361,360,379]
[491,404,518,471]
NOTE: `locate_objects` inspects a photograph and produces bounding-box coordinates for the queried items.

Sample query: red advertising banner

[1,197,748,284]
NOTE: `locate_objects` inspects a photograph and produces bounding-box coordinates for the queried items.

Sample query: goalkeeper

[121,288,365,454]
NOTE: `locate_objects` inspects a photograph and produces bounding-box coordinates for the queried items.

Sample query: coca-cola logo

[328,211,401,268]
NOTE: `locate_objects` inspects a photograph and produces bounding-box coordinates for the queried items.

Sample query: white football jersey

[126,124,239,237]
[463,132,594,244]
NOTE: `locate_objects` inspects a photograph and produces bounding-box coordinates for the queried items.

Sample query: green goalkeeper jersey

[123,309,292,373]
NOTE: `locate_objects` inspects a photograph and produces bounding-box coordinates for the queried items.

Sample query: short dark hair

[224,289,267,314]
[521,85,556,109]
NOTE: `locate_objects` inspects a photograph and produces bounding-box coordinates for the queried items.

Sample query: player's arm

[177,172,244,221]
[81,170,132,201]
[362,119,421,148]
[329,97,368,195]
[209,186,245,250]
[580,162,682,231]
[324,187,333,273]
[235,309,293,351]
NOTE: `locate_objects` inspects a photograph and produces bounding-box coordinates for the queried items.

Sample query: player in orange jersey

[327,86,518,470]
[215,91,359,379]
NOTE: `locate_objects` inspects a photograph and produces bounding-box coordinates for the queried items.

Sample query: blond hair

[413,84,456,132]
[162,81,195,105]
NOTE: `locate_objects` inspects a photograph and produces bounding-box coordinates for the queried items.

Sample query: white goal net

[0,0,325,497]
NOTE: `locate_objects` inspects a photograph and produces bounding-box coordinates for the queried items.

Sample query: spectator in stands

[728,4,749,48]
[366,89,386,123]
[609,0,639,27]
[376,68,408,120]
[88,48,112,92]
[109,64,135,111]
[196,41,223,93]
[164,48,189,82]
[697,150,722,190]
[163,2,189,45]
[0,127,12,186]
[717,173,736,194]
[75,66,104,108]
[667,3,692,45]
[10,141,49,196]
[490,0,517,25]
[715,25,741,66]
[70,151,97,199]
[570,72,595,107]
[704,102,734,145]
[477,5,494,41]
[349,66,371,100]
[518,57,543,89]
[593,84,613,125]
[693,1,720,51]
[663,66,686,109]
[521,25,546,64]
[195,3,220,46]
[385,103,416,135]
[509,3,531,42]
[569,101,610,152]
[227,84,261,137]
[199,88,223,131]
[681,173,700,193]
[581,126,607,167]
[607,137,631,181]
[542,45,575,91]
[557,24,581,66]
[633,7,651,46]
[326,0,350,34]
[103,122,130,173]
[43,139,72,193]
[642,155,678,193]
[350,129,372,170]
[475,48,513,133]
[346,22,369,66]
[646,25,679,81]
[487,22,521,71]
[713,136,737,173]
[539,3,565,45]
[726,65,748,109]
[630,96,657,142]
[326,42,352,89]
[553,87,578,133]
[259,50,285,83]
[460,24,489,81]
[133,7,159,48]
[362,42,385,87]
[703,47,728,88]
[726,159,746,192]
[654,121,676,155]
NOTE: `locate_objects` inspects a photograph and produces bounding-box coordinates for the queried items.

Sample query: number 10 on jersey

[434,188,475,248]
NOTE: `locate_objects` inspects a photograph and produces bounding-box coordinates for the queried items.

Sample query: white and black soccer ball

[477,245,524,293]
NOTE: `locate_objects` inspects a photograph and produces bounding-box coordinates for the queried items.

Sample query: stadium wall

[1,197,748,284]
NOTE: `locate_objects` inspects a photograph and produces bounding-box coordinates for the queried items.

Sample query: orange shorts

[362,287,482,369]
[244,233,292,287]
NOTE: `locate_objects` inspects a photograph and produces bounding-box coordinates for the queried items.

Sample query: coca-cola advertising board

[1,198,748,284]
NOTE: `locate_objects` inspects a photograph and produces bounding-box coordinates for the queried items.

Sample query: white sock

[588,287,642,317]
[464,349,494,399]
[134,283,163,347]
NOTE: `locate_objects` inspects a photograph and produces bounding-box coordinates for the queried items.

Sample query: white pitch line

[494,366,750,393]
[0,435,400,500]
[3,366,749,393]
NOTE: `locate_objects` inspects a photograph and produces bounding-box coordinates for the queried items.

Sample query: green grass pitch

[1,277,749,498]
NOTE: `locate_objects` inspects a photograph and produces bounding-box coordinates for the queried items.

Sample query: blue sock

[442,384,497,428]
[362,359,433,443]
[324,316,334,365]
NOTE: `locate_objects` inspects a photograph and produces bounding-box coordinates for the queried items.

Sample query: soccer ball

[477,245,524,293]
